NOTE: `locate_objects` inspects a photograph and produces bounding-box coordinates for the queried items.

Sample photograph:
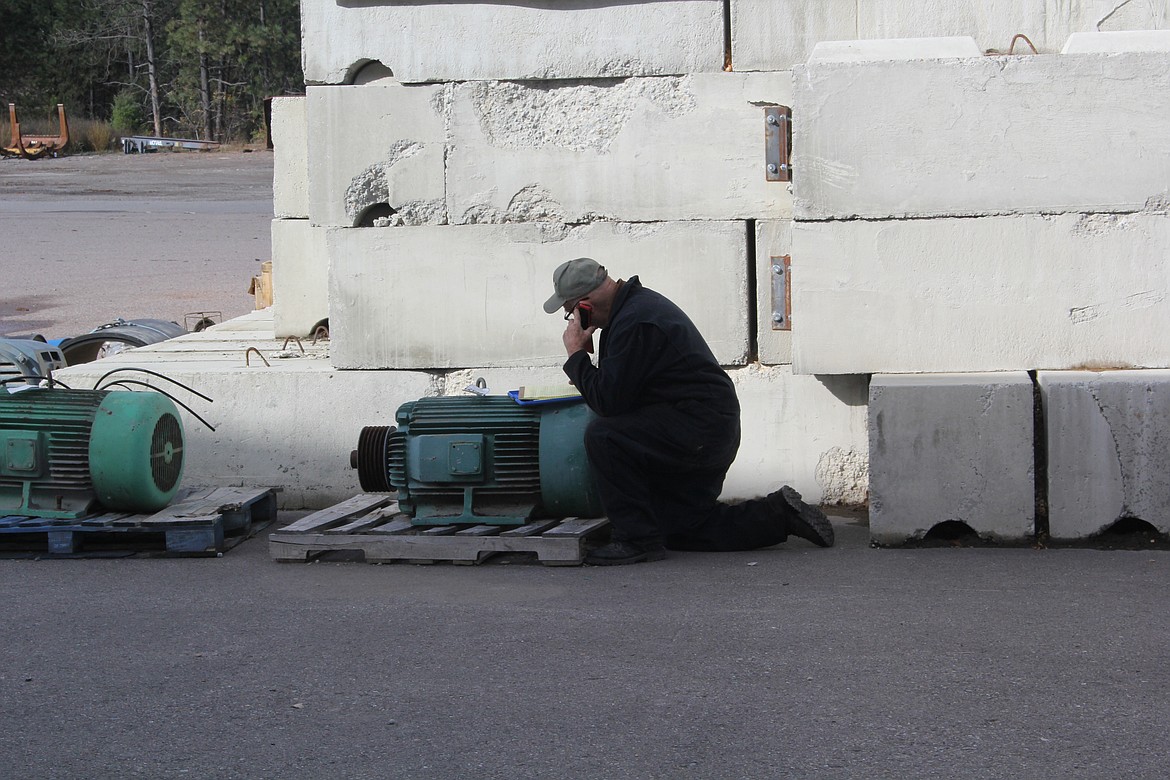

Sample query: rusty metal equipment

[2,103,70,160]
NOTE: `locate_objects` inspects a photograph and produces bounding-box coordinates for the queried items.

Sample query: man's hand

[563,312,596,356]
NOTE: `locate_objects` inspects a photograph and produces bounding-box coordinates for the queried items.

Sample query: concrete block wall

[868,373,1036,544]
[275,2,1170,512]
[791,43,1170,376]
[327,222,751,369]
[1041,370,1170,541]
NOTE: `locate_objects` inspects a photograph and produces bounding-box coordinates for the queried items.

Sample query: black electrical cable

[101,380,216,432]
[93,367,214,403]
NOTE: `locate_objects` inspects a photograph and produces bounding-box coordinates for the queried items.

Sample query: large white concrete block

[1063,29,1170,53]
[869,373,1036,545]
[792,212,1170,375]
[446,73,792,224]
[794,52,1170,220]
[1040,370,1170,540]
[301,0,724,85]
[755,220,793,365]
[305,83,447,228]
[271,219,328,339]
[271,96,309,219]
[328,221,751,370]
[729,0,857,72]
[725,365,869,506]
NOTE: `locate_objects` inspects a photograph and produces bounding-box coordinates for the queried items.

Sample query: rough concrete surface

[271,96,309,219]
[1041,369,1170,540]
[305,83,447,228]
[271,219,328,338]
[327,221,751,370]
[869,373,1036,545]
[447,73,792,224]
[794,52,1170,220]
[300,0,725,84]
[791,212,1170,375]
[0,152,272,340]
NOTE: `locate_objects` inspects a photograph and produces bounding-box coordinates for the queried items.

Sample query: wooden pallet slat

[269,496,608,566]
[278,494,393,534]
[0,487,277,558]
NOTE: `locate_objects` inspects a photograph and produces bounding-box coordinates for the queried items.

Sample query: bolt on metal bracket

[770,255,791,331]
[764,106,792,183]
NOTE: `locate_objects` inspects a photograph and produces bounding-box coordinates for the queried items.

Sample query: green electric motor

[0,386,185,519]
[352,395,602,526]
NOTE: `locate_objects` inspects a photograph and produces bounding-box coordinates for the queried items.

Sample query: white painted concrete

[271,96,309,219]
[807,36,982,63]
[794,52,1170,220]
[869,372,1036,545]
[271,219,329,339]
[447,73,793,224]
[1040,369,1170,540]
[328,221,751,370]
[727,364,869,506]
[792,212,1170,375]
[755,220,793,365]
[301,0,724,85]
[1063,29,1170,52]
[729,0,857,72]
[305,83,447,228]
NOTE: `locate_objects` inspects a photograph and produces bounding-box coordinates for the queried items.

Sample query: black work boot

[585,540,668,566]
[767,486,835,548]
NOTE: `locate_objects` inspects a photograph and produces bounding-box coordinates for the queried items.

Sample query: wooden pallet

[0,487,277,557]
[268,494,609,566]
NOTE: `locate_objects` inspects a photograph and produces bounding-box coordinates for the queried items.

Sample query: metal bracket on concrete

[770,255,791,331]
[764,106,792,183]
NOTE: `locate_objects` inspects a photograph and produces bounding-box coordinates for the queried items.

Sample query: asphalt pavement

[2,517,1168,780]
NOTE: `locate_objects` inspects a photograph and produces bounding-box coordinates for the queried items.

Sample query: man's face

[563,283,612,329]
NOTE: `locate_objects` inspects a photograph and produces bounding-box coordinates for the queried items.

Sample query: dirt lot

[0,149,273,340]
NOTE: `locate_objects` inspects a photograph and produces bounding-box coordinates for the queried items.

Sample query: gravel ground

[0,150,273,340]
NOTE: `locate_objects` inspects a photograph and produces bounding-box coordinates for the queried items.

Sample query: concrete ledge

[301,0,724,84]
[271,219,328,339]
[271,96,309,219]
[328,222,751,370]
[792,212,1170,375]
[447,73,793,224]
[306,84,447,228]
[1062,30,1170,53]
[868,372,1035,545]
[52,312,863,509]
[794,52,1170,220]
[807,36,982,63]
[1040,370,1170,540]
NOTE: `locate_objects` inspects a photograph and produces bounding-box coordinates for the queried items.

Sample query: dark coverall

[563,276,790,551]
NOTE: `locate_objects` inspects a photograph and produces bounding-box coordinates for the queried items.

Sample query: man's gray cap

[543,257,607,314]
